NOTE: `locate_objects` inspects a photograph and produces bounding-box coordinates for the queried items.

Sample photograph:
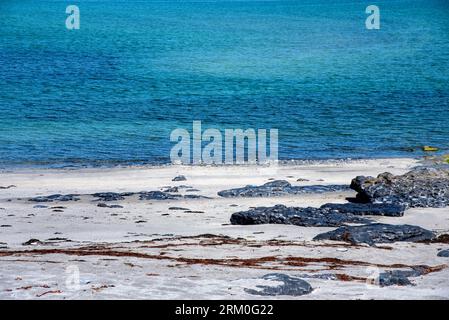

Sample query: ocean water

[1,0,449,167]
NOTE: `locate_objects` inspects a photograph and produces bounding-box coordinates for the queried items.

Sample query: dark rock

[97,203,123,208]
[350,167,449,208]
[172,175,187,181]
[376,266,431,286]
[320,203,406,217]
[245,273,313,296]
[46,237,71,242]
[0,185,16,189]
[33,205,48,209]
[93,192,128,201]
[168,207,190,211]
[218,180,350,198]
[230,204,371,227]
[378,270,415,287]
[138,191,180,200]
[29,194,80,202]
[22,239,42,246]
[437,249,449,257]
[313,223,435,245]
[163,187,179,193]
[183,194,211,199]
[177,185,193,189]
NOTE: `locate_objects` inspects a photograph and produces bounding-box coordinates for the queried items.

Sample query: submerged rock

[437,249,449,257]
[313,223,435,245]
[230,204,371,227]
[218,180,350,198]
[350,167,449,208]
[245,273,313,296]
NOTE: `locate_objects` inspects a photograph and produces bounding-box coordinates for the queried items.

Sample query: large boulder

[350,167,449,208]
[313,223,435,245]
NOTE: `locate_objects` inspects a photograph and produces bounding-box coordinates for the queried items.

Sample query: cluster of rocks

[218,180,349,198]
[28,189,208,203]
[350,167,449,208]
[244,268,429,296]
[230,167,449,248]
[29,194,81,202]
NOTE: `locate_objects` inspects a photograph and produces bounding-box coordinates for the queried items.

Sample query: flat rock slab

[29,194,80,202]
[218,180,350,198]
[350,167,449,208]
[320,203,406,217]
[314,223,435,245]
[230,204,371,227]
[245,273,313,296]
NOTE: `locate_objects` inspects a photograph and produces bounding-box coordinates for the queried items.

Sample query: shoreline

[0,156,420,172]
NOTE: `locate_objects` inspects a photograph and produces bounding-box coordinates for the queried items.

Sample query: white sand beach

[0,158,448,299]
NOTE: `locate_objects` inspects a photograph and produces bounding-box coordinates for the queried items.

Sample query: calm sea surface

[1,0,449,167]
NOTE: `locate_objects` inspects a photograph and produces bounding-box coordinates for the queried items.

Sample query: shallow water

[1,0,449,167]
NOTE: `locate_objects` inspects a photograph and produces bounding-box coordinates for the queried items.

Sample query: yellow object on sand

[423,146,439,152]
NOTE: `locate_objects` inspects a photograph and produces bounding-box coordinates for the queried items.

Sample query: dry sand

[0,158,448,299]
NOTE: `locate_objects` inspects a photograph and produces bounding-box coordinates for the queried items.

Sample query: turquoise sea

[1,0,449,167]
